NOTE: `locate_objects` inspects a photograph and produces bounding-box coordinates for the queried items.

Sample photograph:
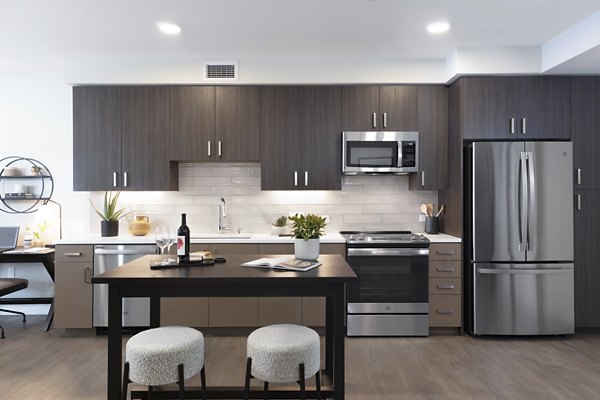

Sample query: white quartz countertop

[415,233,461,243]
[54,233,346,245]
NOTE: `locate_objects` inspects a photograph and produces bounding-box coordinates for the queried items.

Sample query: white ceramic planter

[271,226,287,236]
[294,238,320,260]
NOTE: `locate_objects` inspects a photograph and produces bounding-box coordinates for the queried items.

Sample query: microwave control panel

[401,141,416,167]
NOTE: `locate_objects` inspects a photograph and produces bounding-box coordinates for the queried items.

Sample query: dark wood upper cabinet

[409,85,448,191]
[169,86,215,161]
[574,190,600,327]
[572,77,600,190]
[73,86,122,191]
[342,86,417,131]
[261,86,341,190]
[342,86,379,131]
[460,76,570,140]
[121,87,177,191]
[379,86,418,131]
[216,86,261,162]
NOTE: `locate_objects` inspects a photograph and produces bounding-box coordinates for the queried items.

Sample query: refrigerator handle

[527,151,535,252]
[519,152,528,252]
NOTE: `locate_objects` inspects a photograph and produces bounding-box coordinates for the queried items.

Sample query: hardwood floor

[2,316,600,399]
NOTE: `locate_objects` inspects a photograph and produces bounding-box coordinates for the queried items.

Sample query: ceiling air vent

[204,61,238,81]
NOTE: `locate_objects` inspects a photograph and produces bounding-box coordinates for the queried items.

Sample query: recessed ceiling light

[427,21,450,34]
[158,22,181,35]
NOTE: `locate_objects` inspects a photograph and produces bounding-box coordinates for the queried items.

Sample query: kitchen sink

[191,234,253,240]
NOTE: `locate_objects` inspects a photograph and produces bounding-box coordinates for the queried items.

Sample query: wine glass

[154,226,169,264]
[165,231,176,263]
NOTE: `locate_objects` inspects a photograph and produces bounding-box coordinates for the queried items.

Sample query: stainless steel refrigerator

[467,141,574,335]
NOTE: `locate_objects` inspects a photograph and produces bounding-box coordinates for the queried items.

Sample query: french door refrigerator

[467,141,574,335]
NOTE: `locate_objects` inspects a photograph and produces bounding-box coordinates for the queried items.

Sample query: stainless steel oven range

[341,231,430,336]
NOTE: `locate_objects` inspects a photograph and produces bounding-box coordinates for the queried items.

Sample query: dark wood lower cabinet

[574,190,600,328]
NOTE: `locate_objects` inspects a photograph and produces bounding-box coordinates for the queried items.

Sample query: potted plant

[271,215,288,236]
[91,192,130,237]
[288,213,327,260]
[32,220,48,247]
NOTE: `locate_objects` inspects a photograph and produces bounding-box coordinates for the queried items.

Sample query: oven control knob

[386,306,391,311]
[358,236,365,241]
[349,235,354,241]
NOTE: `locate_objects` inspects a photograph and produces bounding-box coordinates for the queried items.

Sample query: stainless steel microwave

[342,131,419,175]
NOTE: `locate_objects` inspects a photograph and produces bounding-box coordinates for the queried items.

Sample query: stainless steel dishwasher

[93,244,158,327]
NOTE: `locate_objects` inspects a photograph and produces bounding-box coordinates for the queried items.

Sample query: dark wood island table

[92,254,357,400]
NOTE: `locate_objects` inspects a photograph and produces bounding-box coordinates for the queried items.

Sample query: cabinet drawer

[429,278,461,295]
[429,295,461,327]
[429,243,461,260]
[55,245,94,263]
[429,261,461,278]
[161,298,209,327]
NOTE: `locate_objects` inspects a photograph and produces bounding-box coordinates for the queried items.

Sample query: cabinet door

[342,86,380,131]
[574,190,600,327]
[161,298,209,327]
[209,297,259,327]
[170,86,216,161]
[73,86,121,191]
[258,297,302,325]
[516,77,570,140]
[121,87,176,190]
[379,86,418,131]
[302,86,342,190]
[572,77,600,189]
[216,86,261,161]
[409,85,448,190]
[260,86,303,190]
[54,262,93,328]
[461,77,514,140]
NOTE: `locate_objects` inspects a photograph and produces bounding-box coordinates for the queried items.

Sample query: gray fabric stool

[245,324,321,400]
[123,326,206,400]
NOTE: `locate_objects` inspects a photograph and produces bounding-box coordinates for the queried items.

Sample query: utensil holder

[425,216,440,234]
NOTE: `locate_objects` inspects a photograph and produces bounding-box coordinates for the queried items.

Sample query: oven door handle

[347,248,429,257]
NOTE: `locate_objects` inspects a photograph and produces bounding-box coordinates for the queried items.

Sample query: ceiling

[1,0,599,77]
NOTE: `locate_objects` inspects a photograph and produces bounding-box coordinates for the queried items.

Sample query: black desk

[0,249,55,331]
[92,254,357,400]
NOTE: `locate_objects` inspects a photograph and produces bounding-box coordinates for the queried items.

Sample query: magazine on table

[241,257,321,272]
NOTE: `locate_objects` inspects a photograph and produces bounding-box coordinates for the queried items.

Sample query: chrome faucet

[218,197,230,234]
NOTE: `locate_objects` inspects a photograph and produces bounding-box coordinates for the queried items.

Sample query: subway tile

[362,203,415,213]
[343,214,381,224]
[230,176,261,186]
[323,204,362,214]
[343,194,381,204]
[212,186,251,196]
[343,176,382,186]
[213,166,250,177]
[192,176,231,186]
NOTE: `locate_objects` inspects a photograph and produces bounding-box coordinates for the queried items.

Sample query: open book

[241,257,321,272]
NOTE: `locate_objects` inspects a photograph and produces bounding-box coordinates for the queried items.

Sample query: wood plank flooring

[2,316,600,399]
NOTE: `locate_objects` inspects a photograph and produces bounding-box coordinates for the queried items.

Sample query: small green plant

[33,221,48,240]
[90,191,131,222]
[288,213,327,241]
[273,215,288,227]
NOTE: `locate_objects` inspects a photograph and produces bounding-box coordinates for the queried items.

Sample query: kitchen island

[92,253,357,400]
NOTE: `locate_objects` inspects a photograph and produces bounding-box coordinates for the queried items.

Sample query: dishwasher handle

[94,248,158,255]
[478,268,572,275]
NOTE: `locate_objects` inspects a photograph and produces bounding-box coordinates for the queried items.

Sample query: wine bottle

[177,213,190,261]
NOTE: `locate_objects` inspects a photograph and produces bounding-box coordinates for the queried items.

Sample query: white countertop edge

[54,233,346,245]
[415,233,462,243]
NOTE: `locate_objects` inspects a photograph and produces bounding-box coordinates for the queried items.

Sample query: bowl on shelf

[2,167,21,177]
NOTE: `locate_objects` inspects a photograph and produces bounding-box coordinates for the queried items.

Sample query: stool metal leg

[122,362,130,400]
[244,358,252,400]
[200,366,207,400]
[298,363,306,400]
[0,325,4,339]
[177,363,185,400]
[315,370,321,400]
[263,381,269,400]
[147,385,153,400]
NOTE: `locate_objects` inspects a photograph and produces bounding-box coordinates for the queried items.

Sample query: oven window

[346,254,428,304]
[346,141,397,168]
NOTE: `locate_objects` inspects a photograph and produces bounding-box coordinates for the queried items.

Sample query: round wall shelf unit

[0,156,54,214]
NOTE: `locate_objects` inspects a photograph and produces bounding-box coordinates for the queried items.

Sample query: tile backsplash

[89,163,438,235]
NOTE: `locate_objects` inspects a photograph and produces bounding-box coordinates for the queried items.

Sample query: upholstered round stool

[123,326,206,400]
[245,324,321,400]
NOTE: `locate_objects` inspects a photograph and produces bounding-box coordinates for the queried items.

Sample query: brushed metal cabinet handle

[113,172,118,188]
[437,250,455,255]
[421,171,425,187]
[123,172,128,188]
[383,112,387,128]
[521,117,527,134]
[437,267,455,273]
[208,141,212,157]
[577,169,581,185]
[218,141,222,157]
[436,309,455,315]
[64,252,82,257]
[305,171,308,187]
[510,118,515,134]
[294,171,298,186]
[84,267,92,284]
[437,285,455,290]
[577,194,582,211]
[372,113,377,128]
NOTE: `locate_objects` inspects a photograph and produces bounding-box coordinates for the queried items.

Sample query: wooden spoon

[420,204,429,216]
[426,203,433,217]
[436,205,445,217]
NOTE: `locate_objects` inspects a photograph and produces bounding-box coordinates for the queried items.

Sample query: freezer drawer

[473,263,574,335]
[347,314,429,336]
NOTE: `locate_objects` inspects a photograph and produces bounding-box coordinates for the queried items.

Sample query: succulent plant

[90,191,131,222]
[273,215,288,227]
